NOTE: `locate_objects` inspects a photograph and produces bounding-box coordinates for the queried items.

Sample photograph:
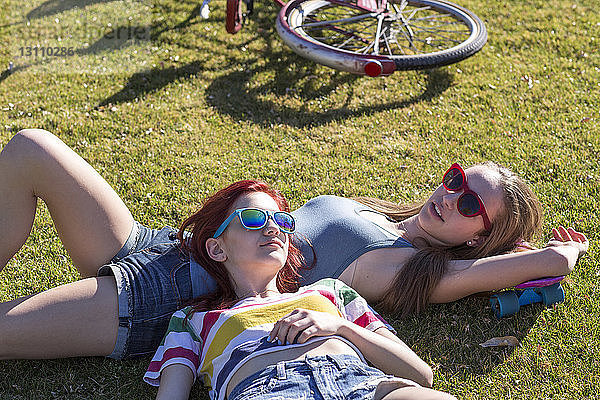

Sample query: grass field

[0,0,598,398]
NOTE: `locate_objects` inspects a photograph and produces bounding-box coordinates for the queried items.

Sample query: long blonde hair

[354,162,543,317]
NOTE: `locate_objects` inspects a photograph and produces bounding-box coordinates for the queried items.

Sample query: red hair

[178,180,304,311]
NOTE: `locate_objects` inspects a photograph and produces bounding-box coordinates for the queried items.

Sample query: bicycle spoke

[404,6,430,21]
[411,13,455,22]
[338,35,361,49]
[397,23,418,52]
[301,12,381,48]
[408,25,468,45]
[394,37,407,55]
[377,4,474,53]
[298,12,378,28]
[360,40,376,53]
[382,27,393,55]
[373,13,385,54]
[409,20,470,34]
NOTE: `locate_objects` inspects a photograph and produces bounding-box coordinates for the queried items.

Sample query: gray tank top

[292,195,413,285]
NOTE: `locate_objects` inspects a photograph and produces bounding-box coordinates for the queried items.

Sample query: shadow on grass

[95,51,452,128]
[205,64,452,128]
[98,60,205,106]
[1,0,201,80]
[0,356,209,400]
[26,0,118,20]
[15,0,453,121]
[0,68,15,84]
[75,25,153,56]
[391,296,542,379]
[94,29,453,128]
[74,1,205,57]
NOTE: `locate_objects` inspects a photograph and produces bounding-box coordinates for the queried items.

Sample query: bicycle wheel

[276,0,487,76]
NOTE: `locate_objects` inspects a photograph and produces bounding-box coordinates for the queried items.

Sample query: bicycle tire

[276,0,487,75]
[226,0,244,34]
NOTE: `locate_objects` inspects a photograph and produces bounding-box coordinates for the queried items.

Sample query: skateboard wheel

[490,291,520,318]
[539,283,565,306]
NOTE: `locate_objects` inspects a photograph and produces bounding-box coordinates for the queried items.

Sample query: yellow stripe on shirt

[199,293,342,378]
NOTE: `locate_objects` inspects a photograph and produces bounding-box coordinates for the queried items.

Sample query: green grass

[0,0,599,398]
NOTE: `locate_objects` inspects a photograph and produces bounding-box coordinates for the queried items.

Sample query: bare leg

[0,129,134,277]
[0,276,118,358]
[0,130,131,358]
[379,386,457,400]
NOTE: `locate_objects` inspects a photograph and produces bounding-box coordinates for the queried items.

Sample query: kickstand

[243,0,254,15]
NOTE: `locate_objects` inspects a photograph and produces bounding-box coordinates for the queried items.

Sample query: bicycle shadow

[26,0,118,20]
[0,67,18,84]
[98,60,205,106]
[389,296,542,378]
[204,60,453,128]
[93,30,453,128]
[13,0,455,118]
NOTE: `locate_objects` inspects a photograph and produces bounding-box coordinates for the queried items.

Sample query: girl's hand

[547,226,589,256]
[268,309,347,345]
[545,226,588,273]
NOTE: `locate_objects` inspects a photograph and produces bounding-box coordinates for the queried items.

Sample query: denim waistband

[228,354,374,400]
[240,353,360,384]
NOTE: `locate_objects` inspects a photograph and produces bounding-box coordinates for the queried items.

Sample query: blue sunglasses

[213,208,296,238]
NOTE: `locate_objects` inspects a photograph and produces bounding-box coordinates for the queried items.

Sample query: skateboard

[489,276,565,318]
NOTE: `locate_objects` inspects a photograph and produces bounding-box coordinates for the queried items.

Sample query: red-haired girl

[143,184,455,400]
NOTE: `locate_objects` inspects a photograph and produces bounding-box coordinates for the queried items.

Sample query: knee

[11,129,55,149]
[2,129,59,163]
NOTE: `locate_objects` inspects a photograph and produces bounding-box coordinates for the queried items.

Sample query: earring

[467,240,473,246]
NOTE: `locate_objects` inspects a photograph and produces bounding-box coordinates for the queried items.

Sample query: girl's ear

[205,238,227,262]
[467,235,487,247]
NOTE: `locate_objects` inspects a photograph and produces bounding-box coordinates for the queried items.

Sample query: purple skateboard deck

[514,276,564,289]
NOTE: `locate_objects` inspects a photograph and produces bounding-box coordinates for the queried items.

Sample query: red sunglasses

[442,163,492,231]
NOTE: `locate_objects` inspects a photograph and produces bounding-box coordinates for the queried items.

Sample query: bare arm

[269,309,433,387]
[339,323,433,387]
[156,364,195,400]
[432,247,571,303]
[431,227,588,303]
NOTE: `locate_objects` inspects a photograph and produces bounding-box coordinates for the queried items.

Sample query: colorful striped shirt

[143,278,394,400]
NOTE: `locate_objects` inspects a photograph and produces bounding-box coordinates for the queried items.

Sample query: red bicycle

[209,0,486,77]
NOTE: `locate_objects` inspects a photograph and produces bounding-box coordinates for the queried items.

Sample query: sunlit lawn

[0,0,598,398]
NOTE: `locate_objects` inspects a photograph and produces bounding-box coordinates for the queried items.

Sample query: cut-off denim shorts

[228,354,419,400]
[97,221,216,359]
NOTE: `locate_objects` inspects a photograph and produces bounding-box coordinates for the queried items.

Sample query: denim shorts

[228,354,419,400]
[97,221,216,359]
